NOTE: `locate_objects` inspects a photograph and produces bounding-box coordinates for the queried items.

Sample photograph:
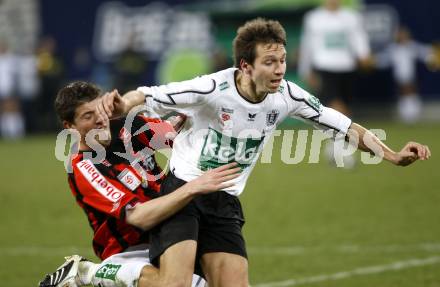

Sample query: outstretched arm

[284,81,431,167]
[348,123,431,166]
[96,75,214,123]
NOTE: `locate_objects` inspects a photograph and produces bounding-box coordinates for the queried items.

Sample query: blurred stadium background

[0,0,439,286]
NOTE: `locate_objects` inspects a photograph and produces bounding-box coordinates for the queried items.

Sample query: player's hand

[392,141,431,166]
[187,163,241,194]
[359,55,376,72]
[96,89,127,124]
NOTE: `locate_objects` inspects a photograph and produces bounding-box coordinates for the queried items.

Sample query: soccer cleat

[38,255,88,287]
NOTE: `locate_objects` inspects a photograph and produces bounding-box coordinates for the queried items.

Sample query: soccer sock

[0,111,25,139]
[397,94,422,123]
[76,259,205,287]
[90,261,148,287]
[326,137,356,169]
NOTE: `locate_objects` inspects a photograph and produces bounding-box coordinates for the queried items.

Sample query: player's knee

[155,270,193,287]
[138,275,189,287]
[137,277,151,287]
[207,257,248,287]
[137,265,159,287]
[222,264,248,287]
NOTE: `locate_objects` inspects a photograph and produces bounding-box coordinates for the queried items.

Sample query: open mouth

[270,79,282,86]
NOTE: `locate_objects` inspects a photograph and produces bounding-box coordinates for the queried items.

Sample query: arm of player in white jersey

[285,81,352,135]
[306,110,430,166]
[136,75,216,117]
[285,81,431,166]
[346,122,430,166]
[95,75,215,122]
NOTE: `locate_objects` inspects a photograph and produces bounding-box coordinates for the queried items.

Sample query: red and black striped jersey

[67,115,175,260]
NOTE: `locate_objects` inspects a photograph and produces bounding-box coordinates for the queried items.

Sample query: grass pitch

[1,121,439,286]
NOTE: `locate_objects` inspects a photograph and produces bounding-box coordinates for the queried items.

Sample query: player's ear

[240,59,251,75]
[63,120,73,129]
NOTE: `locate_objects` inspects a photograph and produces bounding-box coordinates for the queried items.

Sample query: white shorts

[93,246,206,287]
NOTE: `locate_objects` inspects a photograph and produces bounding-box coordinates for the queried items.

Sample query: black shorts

[149,172,247,274]
[315,69,356,105]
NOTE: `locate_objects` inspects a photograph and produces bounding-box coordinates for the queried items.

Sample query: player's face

[66,98,111,149]
[324,0,341,9]
[250,43,286,94]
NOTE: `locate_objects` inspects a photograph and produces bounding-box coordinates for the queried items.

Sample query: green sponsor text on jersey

[95,264,121,281]
[199,127,264,170]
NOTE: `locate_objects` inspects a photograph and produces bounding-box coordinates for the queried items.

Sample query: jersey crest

[266,109,280,126]
[278,84,285,93]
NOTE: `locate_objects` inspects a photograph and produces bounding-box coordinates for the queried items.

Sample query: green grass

[1,122,439,286]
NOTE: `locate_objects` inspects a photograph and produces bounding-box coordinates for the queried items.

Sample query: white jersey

[137,68,351,196]
[298,7,370,77]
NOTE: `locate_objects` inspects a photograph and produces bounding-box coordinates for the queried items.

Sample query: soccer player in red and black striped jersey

[39,81,240,287]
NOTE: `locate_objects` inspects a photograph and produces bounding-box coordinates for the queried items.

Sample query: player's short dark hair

[233,18,287,68]
[54,81,101,123]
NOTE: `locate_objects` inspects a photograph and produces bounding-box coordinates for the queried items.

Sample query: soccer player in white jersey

[298,0,373,117]
[96,18,431,287]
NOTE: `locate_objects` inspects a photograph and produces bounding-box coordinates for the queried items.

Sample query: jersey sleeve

[72,159,140,219]
[286,81,352,135]
[137,75,216,116]
[130,115,175,151]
